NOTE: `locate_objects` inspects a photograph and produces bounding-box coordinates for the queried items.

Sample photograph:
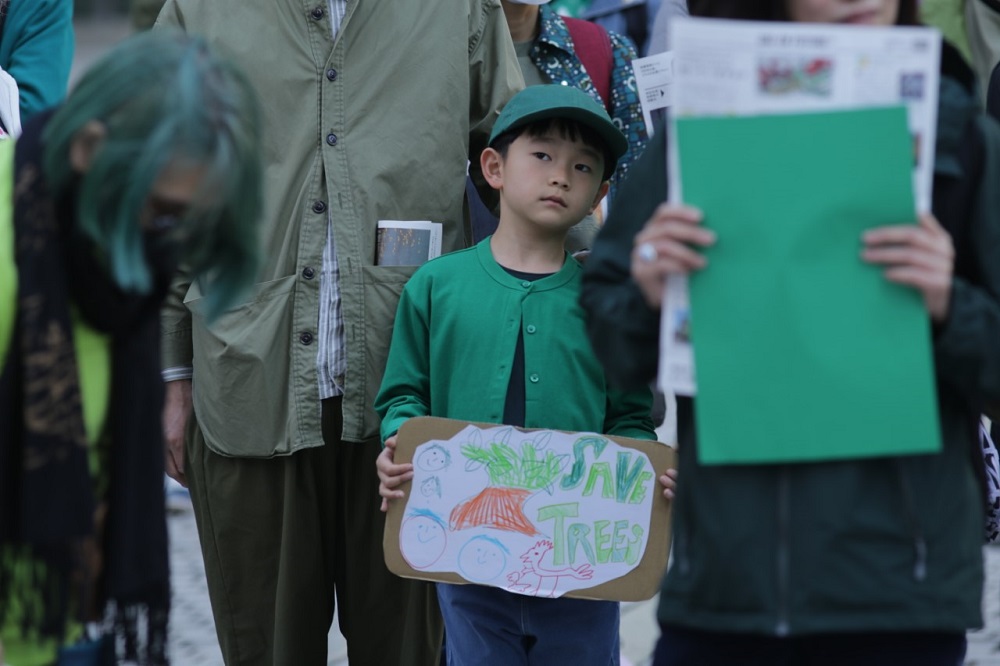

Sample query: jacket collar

[534,4,575,57]
[474,237,579,292]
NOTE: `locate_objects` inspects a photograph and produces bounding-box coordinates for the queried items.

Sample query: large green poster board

[676,106,940,464]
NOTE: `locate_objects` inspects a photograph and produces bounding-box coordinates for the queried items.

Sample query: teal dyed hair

[42,29,262,320]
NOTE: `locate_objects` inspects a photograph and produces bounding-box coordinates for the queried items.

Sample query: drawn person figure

[416,443,452,472]
[420,476,443,499]
[375,85,664,666]
[401,509,449,570]
[506,539,593,597]
[581,0,1000,663]
[458,535,510,583]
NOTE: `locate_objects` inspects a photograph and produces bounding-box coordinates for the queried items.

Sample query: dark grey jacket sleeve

[580,121,667,391]
[933,115,1000,407]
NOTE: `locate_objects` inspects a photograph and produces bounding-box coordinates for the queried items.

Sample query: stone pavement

[967,546,1000,666]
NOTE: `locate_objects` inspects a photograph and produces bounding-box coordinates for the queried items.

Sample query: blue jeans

[436,583,620,666]
[653,625,967,666]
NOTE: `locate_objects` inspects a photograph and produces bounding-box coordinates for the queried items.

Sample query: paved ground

[72,15,1000,666]
[166,502,1000,666]
[968,547,1000,666]
[166,500,660,666]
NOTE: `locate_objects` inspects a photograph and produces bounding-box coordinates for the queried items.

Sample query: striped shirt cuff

[162,366,193,382]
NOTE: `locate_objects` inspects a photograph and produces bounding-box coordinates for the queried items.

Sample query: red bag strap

[562,17,614,114]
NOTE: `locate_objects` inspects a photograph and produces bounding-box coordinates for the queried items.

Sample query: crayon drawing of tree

[450,429,567,536]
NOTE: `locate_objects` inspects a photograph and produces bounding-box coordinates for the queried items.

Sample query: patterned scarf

[0,110,171,664]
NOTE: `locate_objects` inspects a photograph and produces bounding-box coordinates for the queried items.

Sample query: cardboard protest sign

[384,417,675,601]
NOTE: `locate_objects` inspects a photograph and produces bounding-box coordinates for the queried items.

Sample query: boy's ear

[480,147,504,190]
[588,181,611,215]
[69,120,108,174]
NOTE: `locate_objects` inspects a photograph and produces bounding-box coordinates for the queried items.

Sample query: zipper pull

[913,537,927,581]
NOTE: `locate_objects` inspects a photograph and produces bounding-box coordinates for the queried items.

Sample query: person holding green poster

[581,0,1000,663]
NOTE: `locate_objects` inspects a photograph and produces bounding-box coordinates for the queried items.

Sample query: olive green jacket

[158,0,522,456]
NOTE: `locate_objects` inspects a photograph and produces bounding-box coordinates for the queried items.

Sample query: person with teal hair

[0,28,262,666]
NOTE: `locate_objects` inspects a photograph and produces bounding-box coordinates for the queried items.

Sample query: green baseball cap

[488,84,628,162]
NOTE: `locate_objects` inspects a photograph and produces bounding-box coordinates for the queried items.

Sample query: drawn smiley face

[420,476,442,498]
[416,444,451,472]
[457,536,508,583]
[400,511,448,569]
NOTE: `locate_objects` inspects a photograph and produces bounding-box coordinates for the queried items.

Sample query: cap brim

[494,105,629,162]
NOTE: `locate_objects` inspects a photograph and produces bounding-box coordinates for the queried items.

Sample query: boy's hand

[862,212,954,323]
[660,467,678,500]
[377,435,414,512]
[631,204,715,309]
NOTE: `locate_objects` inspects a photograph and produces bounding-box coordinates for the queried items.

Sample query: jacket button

[521,280,531,288]
[300,332,314,345]
[326,68,338,81]
[526,324,536,334]
[529,373,539,383]
[310,6,324,20]
[302,267,316,280]
[312,200,327,214]
[326,133,338,146]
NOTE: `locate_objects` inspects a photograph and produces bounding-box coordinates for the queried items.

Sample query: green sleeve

[160,265,194,370]
[603,383,657,441]
[150,1,195,372]
[374,274,433,443]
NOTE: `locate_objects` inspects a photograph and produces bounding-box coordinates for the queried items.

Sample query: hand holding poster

[383,417,674,601]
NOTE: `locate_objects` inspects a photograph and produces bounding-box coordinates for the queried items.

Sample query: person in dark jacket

[580,0,1000,664]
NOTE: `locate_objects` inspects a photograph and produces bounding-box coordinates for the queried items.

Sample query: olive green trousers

[185,398,443,666]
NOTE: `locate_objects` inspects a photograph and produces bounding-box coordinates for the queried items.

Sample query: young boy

[375,84,658,665]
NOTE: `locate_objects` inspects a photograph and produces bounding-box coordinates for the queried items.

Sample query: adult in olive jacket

[582,28,1000,666]
[155,1,522,665]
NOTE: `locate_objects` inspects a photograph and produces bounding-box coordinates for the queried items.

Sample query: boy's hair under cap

[488,85,628,161]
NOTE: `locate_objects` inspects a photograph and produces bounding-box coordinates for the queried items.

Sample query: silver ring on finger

[637,242,658,264]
